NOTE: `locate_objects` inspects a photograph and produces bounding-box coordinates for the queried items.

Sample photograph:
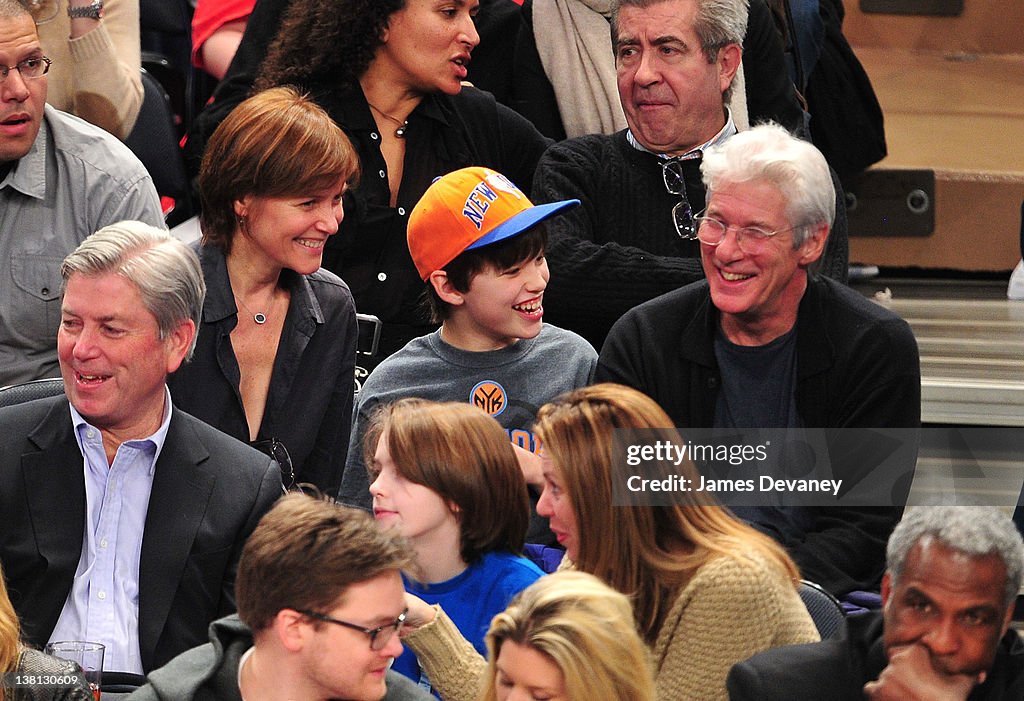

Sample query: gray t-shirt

[714,326,814,547]
[713,325,800,430]
[339,324,597,512]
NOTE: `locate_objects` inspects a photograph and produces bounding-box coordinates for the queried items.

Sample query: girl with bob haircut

[480,571,655,701]
[1,561,93,700]
[400,384,817,701]
[169,86,361,494]
[367,399,543,693]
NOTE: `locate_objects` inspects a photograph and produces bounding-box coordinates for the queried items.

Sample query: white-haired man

[598,123,920,599]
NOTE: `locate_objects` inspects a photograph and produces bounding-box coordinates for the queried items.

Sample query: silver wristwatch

[67,0,104,20]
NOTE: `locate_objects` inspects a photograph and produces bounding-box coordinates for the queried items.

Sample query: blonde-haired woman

[1,562,92,701]
[530,383,818,699]
[402,383,818,701]
[480,571,654,701]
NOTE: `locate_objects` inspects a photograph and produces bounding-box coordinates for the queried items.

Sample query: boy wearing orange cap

[338,167,596,543]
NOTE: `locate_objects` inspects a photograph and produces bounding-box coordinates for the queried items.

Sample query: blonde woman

[480,571,654,701]
[1,562,92,701]
[402,383,818,701]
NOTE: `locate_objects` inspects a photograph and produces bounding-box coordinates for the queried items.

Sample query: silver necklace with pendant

[368,101,408,138]
[235,290,273,325]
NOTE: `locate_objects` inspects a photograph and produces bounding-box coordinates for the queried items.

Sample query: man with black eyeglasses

[130,493,431,701]
[530,0,848,350]
[0,0,164,387]
[598,124,920,603]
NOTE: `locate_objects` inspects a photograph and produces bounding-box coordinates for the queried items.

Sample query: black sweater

[597,276,921,595]
[534,130,848,349]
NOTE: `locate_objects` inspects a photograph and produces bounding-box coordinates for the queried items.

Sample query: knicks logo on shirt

[471,380,506,417]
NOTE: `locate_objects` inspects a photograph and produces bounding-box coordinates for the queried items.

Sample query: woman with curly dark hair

[188,0,551,368]
[254,0,404,91]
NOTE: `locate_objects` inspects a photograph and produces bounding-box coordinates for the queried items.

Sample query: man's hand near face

[864,644,984,701]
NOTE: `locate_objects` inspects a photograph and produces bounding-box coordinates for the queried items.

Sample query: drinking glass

[44,641,104,700]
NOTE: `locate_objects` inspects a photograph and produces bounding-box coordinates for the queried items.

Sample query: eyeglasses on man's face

[692,213,801,255]
[0,56,51,83]
[295,608,408,651]
[661,158,696,240]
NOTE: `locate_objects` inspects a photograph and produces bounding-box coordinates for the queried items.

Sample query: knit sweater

[404,549,819,701]
[649,550,819,700]
[38,0,143,139]
[532,130,849,349]
[533,130,705,348]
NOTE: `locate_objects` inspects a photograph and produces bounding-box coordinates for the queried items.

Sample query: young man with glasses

[598,123,921,602]
[130,492,431,701]
[530,0,848,350]
[0,0,164,387]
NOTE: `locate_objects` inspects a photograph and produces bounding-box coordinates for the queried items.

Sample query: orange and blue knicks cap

[408,166,580,280]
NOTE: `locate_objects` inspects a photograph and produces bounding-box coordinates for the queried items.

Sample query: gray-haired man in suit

[0,222,281,674]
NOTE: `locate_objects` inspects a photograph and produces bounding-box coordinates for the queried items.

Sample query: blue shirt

[626,107,737,160]
[49,389,172,674]
[394,551,543,695]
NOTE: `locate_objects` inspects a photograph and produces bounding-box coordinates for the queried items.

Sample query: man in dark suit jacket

[727,506,1024,701]
[0,222,281,674]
